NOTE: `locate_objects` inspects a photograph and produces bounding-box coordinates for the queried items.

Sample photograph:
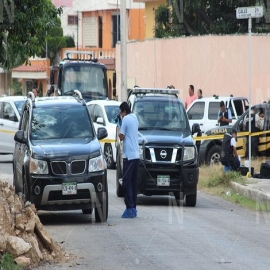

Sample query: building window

[68,15,78,25]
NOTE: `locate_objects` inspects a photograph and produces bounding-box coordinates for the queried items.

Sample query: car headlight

[183,147,195,161]
[89,155,106,172]
[30,158,48,174]
[139,145,143,160]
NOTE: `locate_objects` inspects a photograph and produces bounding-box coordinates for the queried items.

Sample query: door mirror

[96,117,104,125]
[14,130,26,144]
[97,127,108,140]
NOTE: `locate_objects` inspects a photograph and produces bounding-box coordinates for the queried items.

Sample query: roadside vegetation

[0,253,22,270]
[198,159,270,211]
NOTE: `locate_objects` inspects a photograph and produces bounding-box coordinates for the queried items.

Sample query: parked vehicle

[13,91,108,222]
[0,96,27,154]
[116,88,200,206]
[199,103,270,165]
[87,99,121,169]
[49,51,113,102]
[187,95,249,133]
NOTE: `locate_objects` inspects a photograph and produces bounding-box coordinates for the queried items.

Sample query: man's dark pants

[122,158,139,209]
[245,136,259,158]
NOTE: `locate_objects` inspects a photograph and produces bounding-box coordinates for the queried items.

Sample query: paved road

[1,156,270,269]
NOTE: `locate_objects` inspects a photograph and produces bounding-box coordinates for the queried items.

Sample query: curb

[231,181,270,204]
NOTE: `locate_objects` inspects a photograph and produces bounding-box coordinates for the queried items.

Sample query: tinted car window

[31,106,93,140]
[208,102,220,120]
[14,100,26,115]
[105,105,119,124]
[187,102,205,120]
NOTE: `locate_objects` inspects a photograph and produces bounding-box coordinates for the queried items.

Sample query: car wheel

[206,145,222,165]
[185,192,197,207]
[13,169,20,194]
[104,144,116,169]
[82,208,93,214]
[116,152,124,197]
[95,183,108,223]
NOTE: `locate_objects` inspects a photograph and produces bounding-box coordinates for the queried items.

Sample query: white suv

[0,96,27,154]
[186,95,249,133]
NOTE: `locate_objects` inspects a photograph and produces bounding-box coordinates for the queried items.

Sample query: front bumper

[138,161,199,196]
[28,171,107,211]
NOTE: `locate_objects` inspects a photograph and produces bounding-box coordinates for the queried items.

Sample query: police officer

[244,109,263,158]
[220,129,240,171]
[217,101,232,126]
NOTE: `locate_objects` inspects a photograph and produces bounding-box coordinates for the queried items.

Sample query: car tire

[185,192,197,207]
[206,145,222,165]
[82,208,93,214]
[116,152,124,197]
[13,169,20,194]
[104,144,116,169]
[95,183,108,223]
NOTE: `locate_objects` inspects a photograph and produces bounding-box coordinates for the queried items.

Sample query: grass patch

[198,160,270,212]
[0,253,23,270]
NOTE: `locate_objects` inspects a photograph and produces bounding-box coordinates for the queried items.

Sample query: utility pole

[120,0,127,101]
[117,0,119,42]
[77,10,79,51]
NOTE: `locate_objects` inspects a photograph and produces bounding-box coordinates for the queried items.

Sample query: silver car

[0,96,27,154]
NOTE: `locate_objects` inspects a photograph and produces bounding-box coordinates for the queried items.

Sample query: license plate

[62,182,77,195]
[157,175,170,186]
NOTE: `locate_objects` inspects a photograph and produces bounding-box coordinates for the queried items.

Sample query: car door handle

[0,123,3,125]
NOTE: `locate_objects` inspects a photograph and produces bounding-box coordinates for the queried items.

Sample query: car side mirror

[96,117,104,125]
[191,123,201,135]
[97,127,108,140]
[14,130,26,144]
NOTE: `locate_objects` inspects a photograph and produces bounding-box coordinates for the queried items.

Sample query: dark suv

[116,88,200,206]
[13,91,108,222]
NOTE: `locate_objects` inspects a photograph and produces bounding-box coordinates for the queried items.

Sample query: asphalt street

[1,156,270,269]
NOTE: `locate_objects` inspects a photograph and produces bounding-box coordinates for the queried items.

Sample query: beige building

[116,34,270,105]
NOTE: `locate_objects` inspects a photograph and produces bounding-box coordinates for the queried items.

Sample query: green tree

[154,0,268,37]
[42,18,66,65]
[0,0,62,70]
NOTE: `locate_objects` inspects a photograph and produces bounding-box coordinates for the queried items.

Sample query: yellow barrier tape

[193,130,270,141]
[0,129,15,135]
[99,139,116,143]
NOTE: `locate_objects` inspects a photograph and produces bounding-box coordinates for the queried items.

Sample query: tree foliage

[154,0,269,38]
[0,0,62,70]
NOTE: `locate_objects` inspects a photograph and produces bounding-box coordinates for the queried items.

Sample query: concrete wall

[116,35,270,105]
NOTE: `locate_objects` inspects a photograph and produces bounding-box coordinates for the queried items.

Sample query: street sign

[236,6,263,19]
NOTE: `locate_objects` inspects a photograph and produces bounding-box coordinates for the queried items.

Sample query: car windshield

[31,106,94,140]
[133,100,189,131]
[105,105,119,124]
[14,100,26,115]
[62,66,107,98]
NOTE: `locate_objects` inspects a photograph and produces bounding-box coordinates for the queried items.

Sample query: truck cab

[50,51,109,102]
[187,95,249,133]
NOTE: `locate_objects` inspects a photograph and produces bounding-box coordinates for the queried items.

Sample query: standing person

[32,88,38,97]
[118,102,139,218]
[220,129,240,171]
[197,89,203,99]
[185,85,197,110]
[217,101,232,126]
[243,109,263,158]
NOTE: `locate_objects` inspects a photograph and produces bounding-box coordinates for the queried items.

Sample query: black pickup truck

[115,88,200,206]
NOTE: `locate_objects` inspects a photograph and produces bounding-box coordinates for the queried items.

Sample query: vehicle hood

[31,138,101,159]
[138,129,194,145]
